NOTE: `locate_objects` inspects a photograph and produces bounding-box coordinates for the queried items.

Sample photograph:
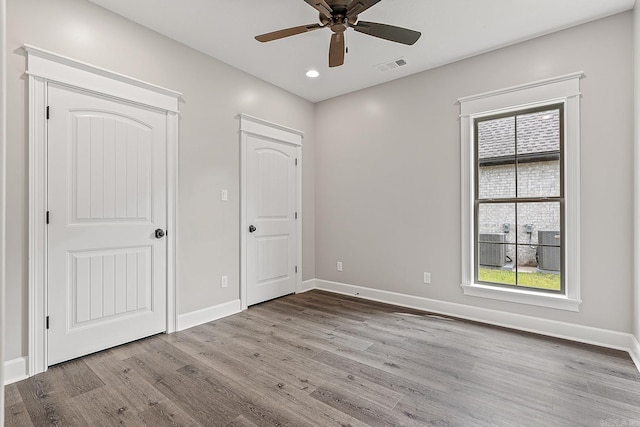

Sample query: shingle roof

[478,109,559,159]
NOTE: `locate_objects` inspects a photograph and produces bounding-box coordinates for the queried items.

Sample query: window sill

[460,283,582,312]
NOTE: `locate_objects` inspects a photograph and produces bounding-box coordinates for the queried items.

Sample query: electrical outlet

[221,275,228,288]
[337,261,343,272]
[423,272,431,284]
[221,189,228,201]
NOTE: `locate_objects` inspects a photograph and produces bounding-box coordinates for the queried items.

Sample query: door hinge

[295,212,298,219]
[295,158,298,166]
[295,266,298,273]
[46,106,50,120]
[46,211,50,224]
[46,316,50,329]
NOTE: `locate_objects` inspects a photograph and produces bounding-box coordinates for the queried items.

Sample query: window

[475,105,563,293]
[459,73,583,311]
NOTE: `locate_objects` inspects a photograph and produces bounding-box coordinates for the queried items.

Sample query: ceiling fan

[255,0,421,68]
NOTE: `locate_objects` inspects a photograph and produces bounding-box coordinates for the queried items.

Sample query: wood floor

[5,290,640,426]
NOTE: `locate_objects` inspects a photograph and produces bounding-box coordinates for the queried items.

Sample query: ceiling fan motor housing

[320,12,357,32]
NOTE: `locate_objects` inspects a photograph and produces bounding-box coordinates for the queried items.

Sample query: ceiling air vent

[375,57,407,72]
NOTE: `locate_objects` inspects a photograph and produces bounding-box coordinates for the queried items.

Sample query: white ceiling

[88,0,635,103]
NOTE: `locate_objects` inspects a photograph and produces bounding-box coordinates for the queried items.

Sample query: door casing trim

[239,113,303,310]
[26,45,181,375]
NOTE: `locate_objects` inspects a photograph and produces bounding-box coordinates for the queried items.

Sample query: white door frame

[239,114,303,310]
[25,45,181,375]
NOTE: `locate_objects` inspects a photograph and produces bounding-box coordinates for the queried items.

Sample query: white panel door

[47,83,167,365]
[246,135,297,306]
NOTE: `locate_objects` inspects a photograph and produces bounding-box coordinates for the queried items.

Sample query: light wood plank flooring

[5,290,640,426]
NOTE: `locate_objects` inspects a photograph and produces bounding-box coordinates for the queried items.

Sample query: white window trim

[458,72,584,312]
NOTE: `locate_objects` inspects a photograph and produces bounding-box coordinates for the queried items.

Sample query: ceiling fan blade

[353,21,421,45]
[255,23,323,42]
[347,0,382,18]
[329,33,345,67]
[303,0,334,19]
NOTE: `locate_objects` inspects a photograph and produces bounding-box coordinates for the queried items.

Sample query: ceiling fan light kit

[255,0,422,68]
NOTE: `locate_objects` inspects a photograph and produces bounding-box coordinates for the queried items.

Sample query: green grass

[478,268,561,291]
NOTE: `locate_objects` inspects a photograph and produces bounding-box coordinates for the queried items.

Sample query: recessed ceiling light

[306,69,320,78]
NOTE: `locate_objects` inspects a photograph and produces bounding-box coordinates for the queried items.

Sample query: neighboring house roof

[478,109,560,160]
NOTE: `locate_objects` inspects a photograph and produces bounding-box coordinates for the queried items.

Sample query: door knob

[249,225,256,233]
[155,228,166,239]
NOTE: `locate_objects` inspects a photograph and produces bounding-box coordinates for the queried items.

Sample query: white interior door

[246,135,298,306]
[47,83,167,365]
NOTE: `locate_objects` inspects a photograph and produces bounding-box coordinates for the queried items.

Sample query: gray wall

[5,0,316,361]
[315,12,634,333]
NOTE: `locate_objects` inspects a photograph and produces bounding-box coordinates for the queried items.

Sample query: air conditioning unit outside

[479,233,506,267]
[538,230,561,271]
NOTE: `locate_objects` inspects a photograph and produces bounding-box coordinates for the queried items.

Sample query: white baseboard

[310,279,638,369]
[630,335,640,372]
[177,299,241,331]
[4,356,28,385]
[298,279,317,293]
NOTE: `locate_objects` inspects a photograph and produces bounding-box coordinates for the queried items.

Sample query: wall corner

[634,5,640,345]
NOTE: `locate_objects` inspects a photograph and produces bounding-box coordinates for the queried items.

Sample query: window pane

[516,202,561,246]
[516,109,560,198]
[478,203,515,245]
[516,244,538,271]
[479,163,515,199]
[516,109,560,155]
[536,232,561,272]
[517,155,560,198]
[477,116,515,199]
[517,245,561,291]
[479,265,516,286]
[478,204,514,279]
[516,202,561,287]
